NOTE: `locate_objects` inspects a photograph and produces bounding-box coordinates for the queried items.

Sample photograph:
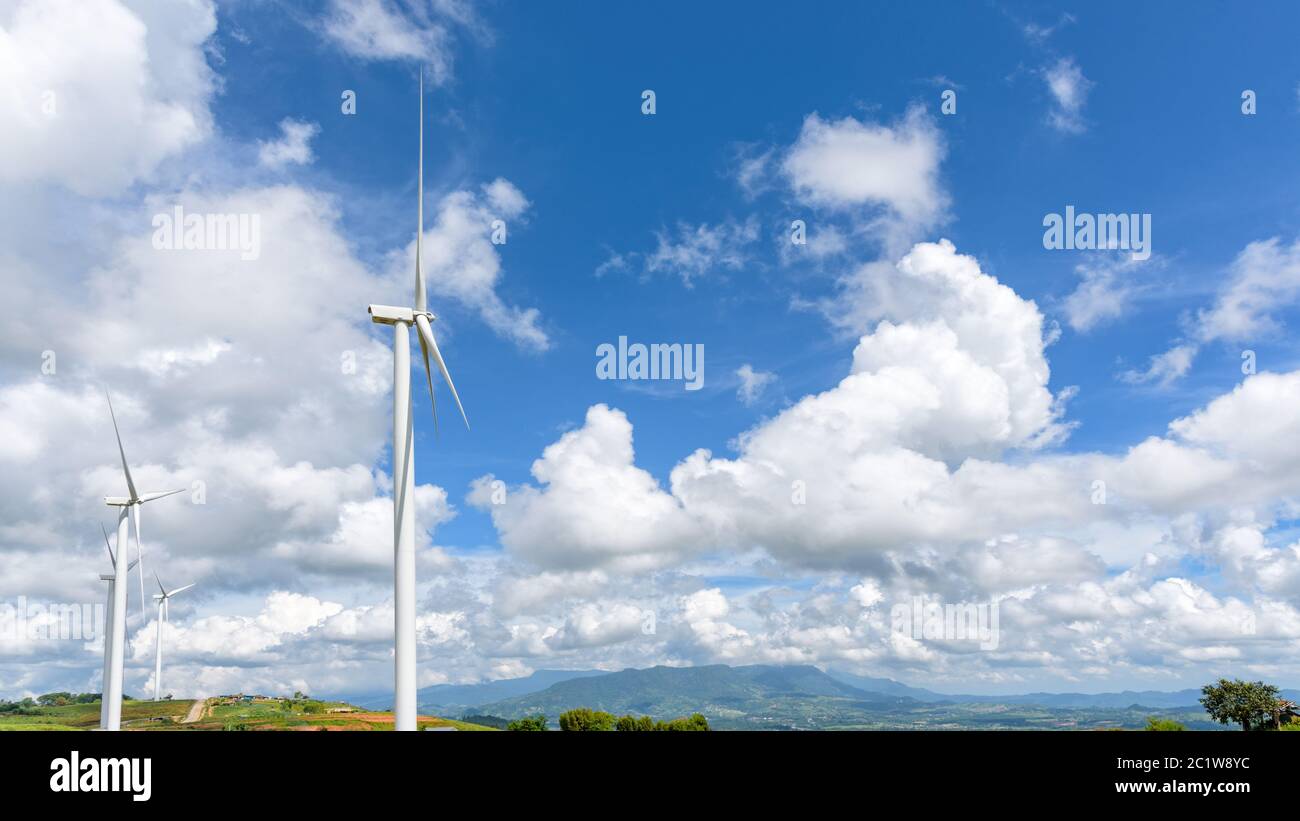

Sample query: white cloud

[645,218,760,286]
[401,179,549,349]
[258,118,320,169]
[1062,255,1146,332]
[1121,344,1196,387]
[782,107,946,250]
[471,405,699,572]
[1195,237,1300,343]
[0,0,217,195]
[735,364,775,405]
[1044,57,1092,134]
[1127,236,1300,385]
[321,0,480,83]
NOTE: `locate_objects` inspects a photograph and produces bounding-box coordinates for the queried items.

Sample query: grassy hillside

[0,699,192,731]
[0,696,495,731]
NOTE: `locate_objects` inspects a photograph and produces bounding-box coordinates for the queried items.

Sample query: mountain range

[345,664,1299,730]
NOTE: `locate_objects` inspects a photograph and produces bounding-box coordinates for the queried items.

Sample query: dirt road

[182,698,209,724]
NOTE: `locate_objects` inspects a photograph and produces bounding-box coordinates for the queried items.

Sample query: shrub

[616,715,656,731]
[507,714,548,731]
[1144,717,1186,731]
[559,708,616,731]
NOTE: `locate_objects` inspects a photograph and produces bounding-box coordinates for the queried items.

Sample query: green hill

[478,664,913,727]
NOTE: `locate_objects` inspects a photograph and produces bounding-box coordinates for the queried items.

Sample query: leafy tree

[301,700,325,714]
[654,713,709,731]
[616,715,656,731]
[37,692,72,707]
[1200,678,1280,731]
[507,714,548,731]
[1144,717,1186,731]
[559,708,616,731]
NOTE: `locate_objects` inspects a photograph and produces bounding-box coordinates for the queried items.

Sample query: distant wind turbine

[97,523,135,730]
[366,71,469,731]
[101,390,185,730]
[151,573,194,703]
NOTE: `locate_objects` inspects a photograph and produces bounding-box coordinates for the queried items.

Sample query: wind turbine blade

[164,597,169,622]
[139,489,186,504]
[128,558,139,572]
[106,391,138,501]
[101,522,116,568]
[417,330,440,436]
[169,583,195,598]
[132,504,147,622]
[415,69,426,314]
[415,314,468,430]
[155,572,166,597]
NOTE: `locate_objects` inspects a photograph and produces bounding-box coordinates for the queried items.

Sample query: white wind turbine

[366,71,469,731]
[98,523,136,730]
[151,573,194,703]
[101,390,185,729]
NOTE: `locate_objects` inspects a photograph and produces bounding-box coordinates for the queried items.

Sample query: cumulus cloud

[258,118,320,169]
[479,241,1079,572]
[0,0,217,195]
[401,178,549,349]
[471,405,699,572]
[782,106,946,251]
[321,0,481,83]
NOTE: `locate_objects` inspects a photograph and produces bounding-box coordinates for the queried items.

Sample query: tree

[1200,679,1280,731]
[37,692,72,707]
[507,714,548,731]
[616,715,656,731]
[655,713,709,731]
[1144,717,1186,731]
[559,708,616,731]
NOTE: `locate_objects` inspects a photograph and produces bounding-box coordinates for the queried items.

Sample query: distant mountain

[827,669,1300,709]
[352,664,1300,728]
[353,669,606,712]
[478,664,914,725]
[824,670,950,702]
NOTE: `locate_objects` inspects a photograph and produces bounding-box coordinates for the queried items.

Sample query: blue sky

[4,0,1300,698]
[214,0,1300,543]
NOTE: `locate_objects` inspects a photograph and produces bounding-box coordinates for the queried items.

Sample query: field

[0,697,495,731]
[0,699,192,731]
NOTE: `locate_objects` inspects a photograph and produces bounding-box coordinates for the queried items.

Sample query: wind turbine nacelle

[368,304,415,325]
[104,496,133,506]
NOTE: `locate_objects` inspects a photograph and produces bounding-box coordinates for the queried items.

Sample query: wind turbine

[98,523,135,730]
[366,70,469,731]
[101,390,185,730]
[151,573,194,703]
